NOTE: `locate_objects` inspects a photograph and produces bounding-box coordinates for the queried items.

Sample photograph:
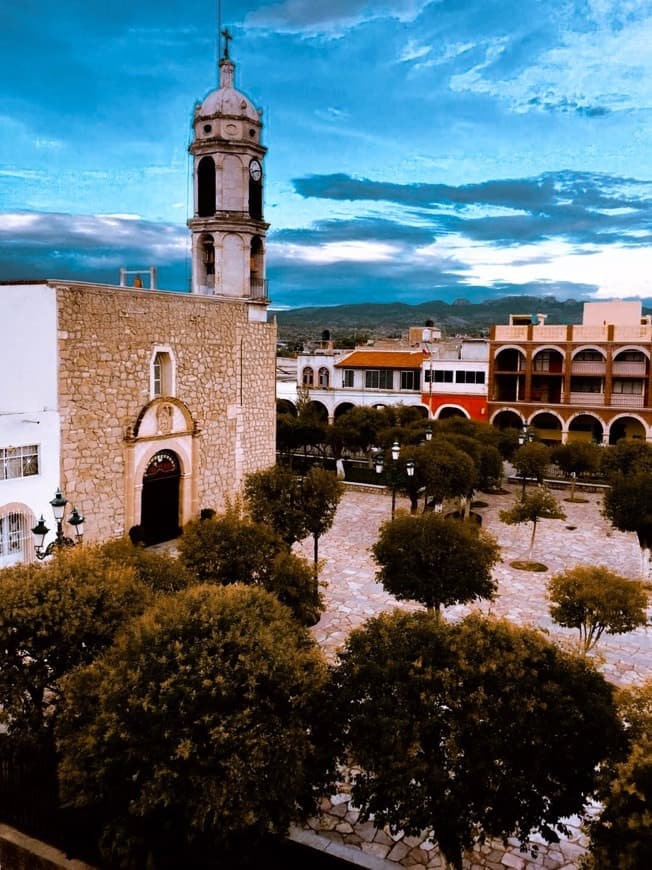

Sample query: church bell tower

[188,31,268,304]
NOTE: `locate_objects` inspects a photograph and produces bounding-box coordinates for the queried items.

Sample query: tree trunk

[313,533,319,569]
[640,545,650,579]
[527,518,538,563]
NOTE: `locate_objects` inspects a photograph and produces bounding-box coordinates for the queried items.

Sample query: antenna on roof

[217,0,222,66]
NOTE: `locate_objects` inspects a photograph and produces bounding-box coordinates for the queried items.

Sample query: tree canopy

[0,546,150,750]
[372,513,500,616]
[603,469,652,575]
[548,565,648,652]
[57,585,331,867]
[330,611,622,870]
[586,681,652,869]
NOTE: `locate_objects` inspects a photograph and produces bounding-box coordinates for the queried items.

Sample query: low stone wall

[0,825,94,870]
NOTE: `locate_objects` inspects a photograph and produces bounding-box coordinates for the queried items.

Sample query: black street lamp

[32,489,85,560]
[425,424,433,441]
[375,442,415,519]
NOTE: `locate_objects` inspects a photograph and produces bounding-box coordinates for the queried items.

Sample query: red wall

[423,393,488,421]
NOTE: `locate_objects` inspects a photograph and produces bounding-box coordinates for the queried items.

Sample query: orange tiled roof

[334,350,427,368]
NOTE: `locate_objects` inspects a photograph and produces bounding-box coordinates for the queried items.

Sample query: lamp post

[375,442,415,519]
[517,425,534,494]
[32,488,85,560]
[425,424,433,442]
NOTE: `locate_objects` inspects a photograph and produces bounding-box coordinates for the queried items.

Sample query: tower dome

[198,59,260,123]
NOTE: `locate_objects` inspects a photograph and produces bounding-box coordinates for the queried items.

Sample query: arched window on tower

[302,367,314,386]
[318,367,330,388]
[200,235,216,289]
[248,159,263,220]
[197,156,216,217]
[250,236,265,298]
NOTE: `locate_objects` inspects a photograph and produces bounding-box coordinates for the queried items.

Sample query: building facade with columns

[0,44,276,563]
[488,300,652,444]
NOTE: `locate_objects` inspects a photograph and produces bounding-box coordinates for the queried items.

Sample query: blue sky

[1,0,652,308]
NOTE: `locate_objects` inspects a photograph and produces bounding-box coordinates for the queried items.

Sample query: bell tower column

[187,36,269,305]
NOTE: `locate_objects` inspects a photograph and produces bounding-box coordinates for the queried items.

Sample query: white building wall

[0,283,61,564]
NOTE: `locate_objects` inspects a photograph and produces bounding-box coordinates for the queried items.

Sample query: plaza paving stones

[296,484,652,869]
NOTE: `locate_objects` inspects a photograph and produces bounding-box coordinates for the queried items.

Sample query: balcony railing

[570,361,606,376]
[612,361,647,376]
[569,392,605,405]
[250,277,269,300]
[610,393,645,408]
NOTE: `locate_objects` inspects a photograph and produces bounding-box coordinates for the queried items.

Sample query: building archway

[608,415,647,445]
[334,402,355,419]
[140,450,181,545]
[437,405,469,421]
[567,414,604,444]
[491,409,524,430]
[529,411,563,445]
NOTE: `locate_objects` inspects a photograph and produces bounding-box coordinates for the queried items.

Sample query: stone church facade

[0,41,276,560]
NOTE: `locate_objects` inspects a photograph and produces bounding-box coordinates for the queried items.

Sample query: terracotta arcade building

[488,300,652,444]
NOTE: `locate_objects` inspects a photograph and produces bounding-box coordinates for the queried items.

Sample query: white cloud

[417,234,652,298]
[269,239,400,264]
[450,6,652,114]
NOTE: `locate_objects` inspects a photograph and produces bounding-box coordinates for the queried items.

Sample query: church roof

[198,57,260,122]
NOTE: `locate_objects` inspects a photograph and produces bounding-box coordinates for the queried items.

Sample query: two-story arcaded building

[489,300,652,444]
[0,42,276,565]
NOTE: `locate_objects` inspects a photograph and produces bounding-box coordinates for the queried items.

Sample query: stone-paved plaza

[292,483,652,869]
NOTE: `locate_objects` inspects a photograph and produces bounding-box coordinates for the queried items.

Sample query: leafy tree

[421,439,477,510]
[500,487,566,565]
[266,551,323,626]
[244,465,308,546]
[330,611,623,870]
[600,440,652,479]
[299,466,343,568]
[603,470,652,576]
[586,681,652,869]
[512,441,551,493]
[178,509,284,585]
[244,466,342,562]
[548,565,648,652]
[98,538,190,593]
[551,441,602,478]
[57,585,331,868]
[372,513,500,617]
[329,406,384,457]
[0,546,150,752]
[477,443,504,491]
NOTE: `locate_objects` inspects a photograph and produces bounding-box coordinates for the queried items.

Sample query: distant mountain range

[275,295,652,343]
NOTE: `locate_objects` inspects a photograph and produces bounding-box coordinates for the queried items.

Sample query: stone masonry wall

[55,283,276,543]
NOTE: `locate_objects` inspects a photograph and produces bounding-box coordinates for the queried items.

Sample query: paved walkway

[294,484,652,869]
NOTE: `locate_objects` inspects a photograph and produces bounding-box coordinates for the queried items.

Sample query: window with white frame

[427,369,453,383]
[302,366,314,386]
[1,445,39,480]
[365,369,393,389]
[152,349,174,398]
[342,369,354,388]
[318,367,330,387]
[400,370,421,390]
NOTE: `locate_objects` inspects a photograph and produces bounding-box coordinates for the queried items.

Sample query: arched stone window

[318,367,330,388]
[302,366,314,386]
[197,156,216,217]
[151,348,175,399]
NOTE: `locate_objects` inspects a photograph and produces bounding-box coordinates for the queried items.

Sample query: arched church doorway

[141,450,181,545]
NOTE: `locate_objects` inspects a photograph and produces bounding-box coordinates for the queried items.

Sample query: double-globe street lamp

[31,488,85,560]
[374,440,415,519]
